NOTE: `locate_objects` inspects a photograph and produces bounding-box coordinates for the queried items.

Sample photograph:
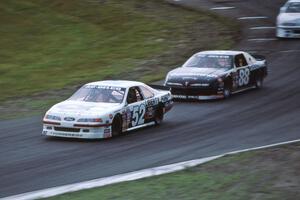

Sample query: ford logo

[64,117,75,121]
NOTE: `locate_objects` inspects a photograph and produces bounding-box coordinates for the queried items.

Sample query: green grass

[0,0,239,119]
[45,142,300,200]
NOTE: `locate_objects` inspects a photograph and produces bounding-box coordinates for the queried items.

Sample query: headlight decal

[45,114,61,121]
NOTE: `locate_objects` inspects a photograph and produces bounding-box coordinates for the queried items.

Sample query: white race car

[277,0,300,38]
[42,80,173,139]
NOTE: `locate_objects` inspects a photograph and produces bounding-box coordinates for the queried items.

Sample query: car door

[125,87,147,129]
[234,54,251,89]
[138,85,159,123]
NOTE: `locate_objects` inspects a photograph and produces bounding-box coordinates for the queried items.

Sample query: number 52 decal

[132,104,146,127]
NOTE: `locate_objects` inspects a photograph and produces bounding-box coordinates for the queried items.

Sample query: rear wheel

[111,116,122,137]
[154,106,164,125]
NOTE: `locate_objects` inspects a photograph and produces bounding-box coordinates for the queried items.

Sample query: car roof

[85,80,144,88]
[195,50,245,56]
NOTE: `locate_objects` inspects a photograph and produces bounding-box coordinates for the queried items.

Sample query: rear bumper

[277,26,300,38]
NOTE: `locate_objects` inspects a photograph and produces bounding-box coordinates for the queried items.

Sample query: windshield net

[69,85,126,103]
[286,3,300,13]
[183,54,233,69]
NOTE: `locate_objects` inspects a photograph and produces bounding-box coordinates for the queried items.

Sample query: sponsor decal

[48,132,83,137]
[104,128,111,138]
[145,107,154,119]
[85,85,125,91]
[146,98,159,106]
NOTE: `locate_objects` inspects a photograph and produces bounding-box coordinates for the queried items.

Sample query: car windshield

[69,85,126,103]
[286,3,300,13]
[183,54,233,69]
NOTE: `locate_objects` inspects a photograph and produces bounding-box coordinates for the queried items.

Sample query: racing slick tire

[111,115,122,137]
[255,76,264,89]
[154,105,164,125]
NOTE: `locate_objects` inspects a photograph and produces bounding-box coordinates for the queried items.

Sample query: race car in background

[277,0,300,38]
[42,80,173,139]
[164,51,268,100]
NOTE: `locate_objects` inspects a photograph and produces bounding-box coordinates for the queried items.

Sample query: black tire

[255,76,264,89]
[111,116,122,137]
[154,106,164,125]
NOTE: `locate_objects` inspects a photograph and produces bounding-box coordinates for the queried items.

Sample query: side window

[139,86,154,99]
[235,54,248,68]
[127,87,143,104]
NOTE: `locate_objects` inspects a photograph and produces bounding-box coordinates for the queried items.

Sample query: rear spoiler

[251,54,266,61]
[148,84,170,91]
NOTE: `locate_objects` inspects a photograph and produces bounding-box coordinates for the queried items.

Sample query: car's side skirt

[231,85,256,94]
[125,121,156,132]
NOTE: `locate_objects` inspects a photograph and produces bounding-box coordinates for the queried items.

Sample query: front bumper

[169,86,224,100]
[277,26,300,38]
[172,94,224,100]
[42,121,112,139]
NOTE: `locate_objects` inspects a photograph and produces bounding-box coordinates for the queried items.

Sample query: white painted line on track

[238,16,268,20]
[210,6,235,10]
[248,38,277,42]
[250,26,276,30]
[3,139,300,200]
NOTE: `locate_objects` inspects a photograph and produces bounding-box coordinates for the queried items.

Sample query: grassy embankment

[0,0,239,119]
[46,142,300,200]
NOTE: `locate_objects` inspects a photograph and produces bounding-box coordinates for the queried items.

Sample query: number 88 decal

[238,68,250,86]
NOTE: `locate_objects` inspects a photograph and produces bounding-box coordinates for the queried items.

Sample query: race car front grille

[54,127,80,132]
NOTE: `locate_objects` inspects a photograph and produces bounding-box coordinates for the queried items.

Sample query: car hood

[48,100,122,117]
[168,67,228,78]
[278,13,300,22]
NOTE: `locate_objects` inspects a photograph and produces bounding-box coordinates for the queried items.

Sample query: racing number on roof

[132,104,146,127]
[238,68,250,86]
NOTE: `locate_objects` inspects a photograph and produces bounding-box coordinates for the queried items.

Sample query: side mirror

[280,7,286,13]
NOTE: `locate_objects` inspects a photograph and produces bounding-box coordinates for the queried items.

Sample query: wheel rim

[224,88,230,98]
[256,78,263,88]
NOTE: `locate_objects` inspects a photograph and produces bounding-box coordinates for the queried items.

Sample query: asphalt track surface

[1,0,300,197]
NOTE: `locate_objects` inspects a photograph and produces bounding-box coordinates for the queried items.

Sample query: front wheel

[154,106,164,125]
[223,87,231,99]
[255,76,264,89]
[111,116,122,137]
